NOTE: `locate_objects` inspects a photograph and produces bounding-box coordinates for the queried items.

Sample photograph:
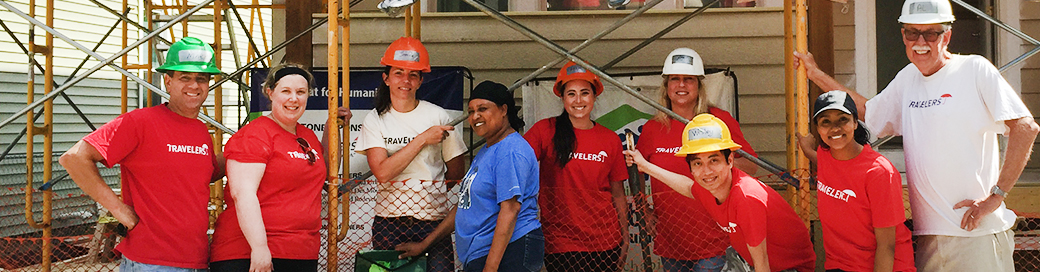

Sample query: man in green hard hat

[60,37,224,271]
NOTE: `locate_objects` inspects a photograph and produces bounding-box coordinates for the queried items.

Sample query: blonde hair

[651,75,712,129]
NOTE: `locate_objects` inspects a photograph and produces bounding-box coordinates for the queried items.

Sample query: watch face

[991,186,1007,197]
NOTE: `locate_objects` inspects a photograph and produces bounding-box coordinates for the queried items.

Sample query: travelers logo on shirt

[908,93,952,108]
[817,180,857,202]
[655,147,680,154]
[458,166,477,209]
[384,136,412,145]
[571,151,607,162]
[166,144,208,156]
[718,221,738,233]
[287,151,311,161]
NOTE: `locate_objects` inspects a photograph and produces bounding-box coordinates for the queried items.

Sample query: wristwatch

[990,185,1008,198]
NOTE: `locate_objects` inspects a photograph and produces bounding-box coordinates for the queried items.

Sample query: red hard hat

[553,61,603,97]
[380,37,431,72]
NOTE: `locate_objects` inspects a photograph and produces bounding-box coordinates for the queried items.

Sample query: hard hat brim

[674,142,742,157]
[156,64,223,74]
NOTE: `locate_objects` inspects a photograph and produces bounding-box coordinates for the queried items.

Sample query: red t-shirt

[525,118,628,254]
[636,118,732,260]
[692,168,816,272]
[210,116,327,262]
[817,145,916,272]
[83,104,215,269]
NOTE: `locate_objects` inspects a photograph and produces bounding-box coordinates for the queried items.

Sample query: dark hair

[262,63,313,100]
[552,111,575,168]
[506,103,524,132]
[374,66,393,115]
[685,149,733,165]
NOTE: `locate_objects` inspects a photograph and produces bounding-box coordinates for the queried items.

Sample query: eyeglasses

[902,29,945,42]
[296,137,317,165]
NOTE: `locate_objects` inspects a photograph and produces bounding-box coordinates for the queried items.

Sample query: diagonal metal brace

[461,0,800,188]
[0,0,233,133]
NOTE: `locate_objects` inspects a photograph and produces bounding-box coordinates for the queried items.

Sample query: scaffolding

[0,0,1038,270]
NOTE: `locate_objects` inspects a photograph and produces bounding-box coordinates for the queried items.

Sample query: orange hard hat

[380,37,431,72]
[553,61,603,97]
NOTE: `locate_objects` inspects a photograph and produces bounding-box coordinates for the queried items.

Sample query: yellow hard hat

[675,114,742,157]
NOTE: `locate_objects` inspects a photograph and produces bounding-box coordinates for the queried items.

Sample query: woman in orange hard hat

[524,61,629,272]
[355,37,466,272]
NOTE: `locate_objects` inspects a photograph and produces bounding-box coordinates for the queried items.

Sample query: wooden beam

[808,0,834,101]
[283,0,323,65]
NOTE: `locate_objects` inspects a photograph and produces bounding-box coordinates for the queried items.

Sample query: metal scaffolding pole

[88,0,173,45]
[0,9,128,162]
[600,0,720,70]
[503,0,667,94]
[0,16,101,131]
[0,0,222,131]
[461,0,799,187]
[208,16,328,93]
[226,1,267,68]
[21,0,56,268]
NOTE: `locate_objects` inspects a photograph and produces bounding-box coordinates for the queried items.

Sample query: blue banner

[249,67,467,113]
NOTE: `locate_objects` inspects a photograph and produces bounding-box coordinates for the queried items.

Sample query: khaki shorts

[916,229,1015,272]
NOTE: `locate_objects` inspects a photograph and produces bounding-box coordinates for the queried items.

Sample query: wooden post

[794,0,811,226]
[326,0,342,270]
[338,0,352,243]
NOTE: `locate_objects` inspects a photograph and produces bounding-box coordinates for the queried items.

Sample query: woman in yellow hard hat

[524,61,629,272]
[625,114,816,272]
[356,37,466,272]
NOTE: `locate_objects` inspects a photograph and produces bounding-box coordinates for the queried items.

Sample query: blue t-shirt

[454,132,541,264]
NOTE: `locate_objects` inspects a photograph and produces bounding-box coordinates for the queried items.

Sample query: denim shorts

[121,257,207,272]
[463,228,545,272]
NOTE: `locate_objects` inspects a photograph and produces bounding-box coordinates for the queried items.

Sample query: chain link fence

[2,174,1039,271]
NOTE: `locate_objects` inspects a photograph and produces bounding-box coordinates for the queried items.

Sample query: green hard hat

[155,37,222,74]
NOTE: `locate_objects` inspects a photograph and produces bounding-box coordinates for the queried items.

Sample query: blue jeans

[661,255,726,272]
[463,228,544,272]
[372,216,454,272]
[121,257,207,272]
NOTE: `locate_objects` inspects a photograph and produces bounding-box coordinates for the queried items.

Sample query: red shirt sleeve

[709,108,757,157]
[523,119,549,161]
[866,156,907,228]
[84,112,141,168]
[223,121,274,164]
[735,185,769,247]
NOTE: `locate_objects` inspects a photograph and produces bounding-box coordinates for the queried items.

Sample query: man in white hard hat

[793,0,1038,271]
[60,37,225,271]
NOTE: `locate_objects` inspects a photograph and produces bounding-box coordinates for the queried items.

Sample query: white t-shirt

[356,100,467,220]
[865,54,1032,237]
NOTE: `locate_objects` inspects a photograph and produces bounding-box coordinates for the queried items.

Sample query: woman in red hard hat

[524,61,629,272]
[355,37,466,272]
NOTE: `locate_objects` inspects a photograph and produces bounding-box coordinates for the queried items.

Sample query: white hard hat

[898,0,955,24]
[662,48,704,76]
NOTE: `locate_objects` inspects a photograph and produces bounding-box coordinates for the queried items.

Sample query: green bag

[354,250,426,272]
